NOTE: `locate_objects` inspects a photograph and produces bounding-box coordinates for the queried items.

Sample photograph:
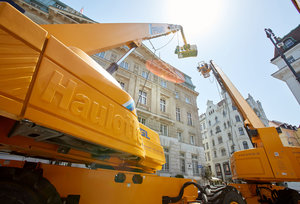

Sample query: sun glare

[166,0,222,39]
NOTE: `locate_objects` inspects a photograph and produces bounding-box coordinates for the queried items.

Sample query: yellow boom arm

[41,23,184,55]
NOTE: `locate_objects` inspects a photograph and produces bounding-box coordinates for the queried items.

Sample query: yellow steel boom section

[41,23,185,55]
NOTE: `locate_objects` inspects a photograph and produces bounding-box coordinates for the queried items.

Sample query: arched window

[243,141,249,149]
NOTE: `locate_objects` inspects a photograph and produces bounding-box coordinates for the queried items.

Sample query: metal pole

[265,28,300,84]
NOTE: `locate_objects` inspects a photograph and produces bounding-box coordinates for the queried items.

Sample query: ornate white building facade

[200,93,268,181]
[270,25,300,105]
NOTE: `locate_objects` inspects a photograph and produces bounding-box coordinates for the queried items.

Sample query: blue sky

[61,0,300,125]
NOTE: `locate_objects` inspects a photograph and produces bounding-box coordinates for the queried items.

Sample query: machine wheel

[0,167,62,204]
[276,188,300,204]
[222,189,246,204]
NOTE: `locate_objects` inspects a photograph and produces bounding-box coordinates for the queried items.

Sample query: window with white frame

[160,79,167,88]
[120,61,129,70]
[185,96,191,104]
[216,126,221,133]
[160,99,166,112]
[110,53,118,62]
[212,139,215,146]
[138,90,147,105]
[223,162,231,175]
[96,52,105,58]
[221,148,226,156]
[214,150,217,158]
[142,71,149,79]
[218,136,223,144]
[176,107,181,121]
[187,112,193,126]
[190,135,195,145]
[162,147,169,171]
[228,133,232,140]
[192,154,199,175]
[180,152,185,173]
[160,124,168,136]
[134,64,139,73]
[238,127,245,135]
[177,131,182,142]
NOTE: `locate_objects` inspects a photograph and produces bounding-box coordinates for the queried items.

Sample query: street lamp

[265,28,300,84]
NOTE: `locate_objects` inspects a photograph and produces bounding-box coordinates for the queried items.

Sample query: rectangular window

[206,143,209,150]
[232,105,237,110]
[207,152,211,161]
[180,153,185,173]
[177,132,182,142]
[96,52,105,58]
[175,91,179,99]
[160,124,168,136]
[138,116,146,125]
[118,81,125,89]
[235,115,241,122]
[110,53,118,62]
[134,64,140,73]
[228,133,232,140]
[176,107,181,121]
[223,162,231,175]
[192,160,199,175]
[142,71,149,79]
[221,148,226,156]
[185,96,191,104]
[120,61,129,70]
[138,90,147,105]
[162,148,169,171]
[212,139,215,146]
[187,112,193,126]
[161,79,167,88]
[190,135,195,145]
[287,56,296,64]
[214,150,217,158]
[218,136,223,144]
[239,127,245,135]
[160,99,166,112]
[215,163,222,176]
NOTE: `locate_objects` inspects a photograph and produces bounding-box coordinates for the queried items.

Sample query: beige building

[269,120,300,147]
[17,0,205,180]
[94,46,205,180]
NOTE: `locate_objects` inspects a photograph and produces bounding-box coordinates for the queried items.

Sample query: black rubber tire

[222,189,246,204]
[0,167,62,204]
[276,188,300,204]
